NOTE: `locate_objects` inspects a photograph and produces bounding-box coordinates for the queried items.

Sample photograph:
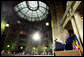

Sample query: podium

[55,50,81,56]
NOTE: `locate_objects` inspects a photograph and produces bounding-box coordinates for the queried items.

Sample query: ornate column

[49,1,58,55]
[71,18,83,51]
[74,12,83,43]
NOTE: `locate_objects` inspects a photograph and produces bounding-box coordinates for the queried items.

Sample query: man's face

[64,34,69,38]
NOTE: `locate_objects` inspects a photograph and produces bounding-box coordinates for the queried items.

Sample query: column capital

[74,11,80,15]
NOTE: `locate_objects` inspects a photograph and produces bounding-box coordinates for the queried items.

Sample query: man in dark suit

[65,33,74,50]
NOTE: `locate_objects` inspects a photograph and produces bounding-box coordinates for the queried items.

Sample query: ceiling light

[46,22,49,26]
[20,47,23,49]
[6,24,9,27]
[33,47,35,49]
[45,47,47,49]
[7,45,10,47]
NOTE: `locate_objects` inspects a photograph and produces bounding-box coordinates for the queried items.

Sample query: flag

[73,34,83,56]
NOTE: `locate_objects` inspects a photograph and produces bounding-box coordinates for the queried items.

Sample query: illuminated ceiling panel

[14,1,49,22]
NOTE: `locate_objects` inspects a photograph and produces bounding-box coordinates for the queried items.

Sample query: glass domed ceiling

[14,1,49,22]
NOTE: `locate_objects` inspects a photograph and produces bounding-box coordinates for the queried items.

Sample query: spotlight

[32,32,41,41]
